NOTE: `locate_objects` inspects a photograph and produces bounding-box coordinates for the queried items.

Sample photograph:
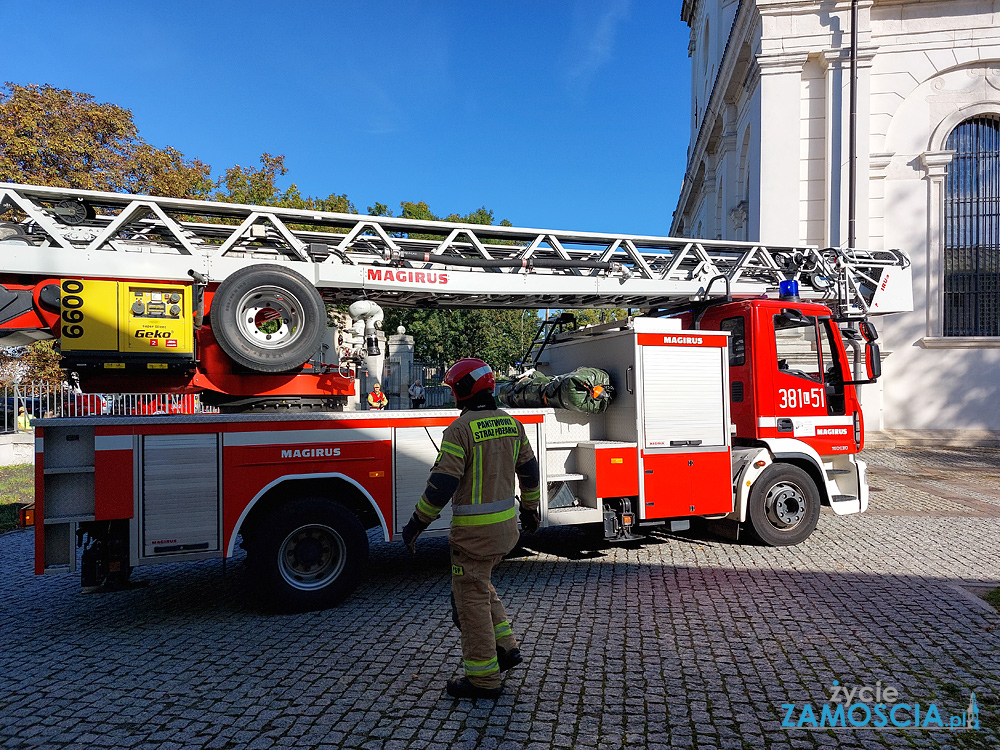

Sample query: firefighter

[367,383,388,410]
[401,358,541,699]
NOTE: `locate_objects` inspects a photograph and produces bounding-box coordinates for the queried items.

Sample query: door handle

[777,418,793,433]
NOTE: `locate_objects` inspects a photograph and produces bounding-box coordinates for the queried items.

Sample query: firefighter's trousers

[450,546,518,689]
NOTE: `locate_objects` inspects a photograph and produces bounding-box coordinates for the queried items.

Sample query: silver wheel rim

[277,523,346,591]
[235,286,305,350]
[764,481,807,530]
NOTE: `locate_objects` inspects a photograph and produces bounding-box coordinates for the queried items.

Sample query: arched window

[944,115,1000,336]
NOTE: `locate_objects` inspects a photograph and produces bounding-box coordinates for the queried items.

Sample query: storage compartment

[43,521,76,572]
[641,346,728,448]
[641,450,733,519]
[141,434,220,557]
[43,472,96,520]
[577,442,638,502]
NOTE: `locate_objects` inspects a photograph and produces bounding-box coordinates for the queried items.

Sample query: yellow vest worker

[402,358,540,700]
[17,407,31,432]
[367,383,388,410]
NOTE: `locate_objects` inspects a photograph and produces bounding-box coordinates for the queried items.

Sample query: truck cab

[696,299,864,453]
[690,297,874,536]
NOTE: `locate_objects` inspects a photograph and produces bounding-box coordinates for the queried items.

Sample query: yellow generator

[59,279,196,373]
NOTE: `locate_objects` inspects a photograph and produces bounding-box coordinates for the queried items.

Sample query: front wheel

[747,464,821,546]
[248,497,368,612]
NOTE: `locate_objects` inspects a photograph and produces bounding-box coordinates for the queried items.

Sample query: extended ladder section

[0,182,912,317]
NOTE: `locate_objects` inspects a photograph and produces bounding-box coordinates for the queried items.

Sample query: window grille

[944,116,1000,336]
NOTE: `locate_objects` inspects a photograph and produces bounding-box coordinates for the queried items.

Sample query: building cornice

[681,0,700,26]
[757,51,810,75]
[821,44,878,68]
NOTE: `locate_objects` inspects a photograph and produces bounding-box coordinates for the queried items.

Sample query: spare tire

[210,264,325,373]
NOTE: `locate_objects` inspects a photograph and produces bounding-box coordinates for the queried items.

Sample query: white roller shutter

[641,346,727,448]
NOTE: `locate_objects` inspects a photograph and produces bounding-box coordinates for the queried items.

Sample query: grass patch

[983,587,1000,613]
[0,463,33,533]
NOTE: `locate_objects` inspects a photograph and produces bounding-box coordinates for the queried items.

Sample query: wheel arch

[757,438,834,505]
[768,453,830,504]
[229,472,388,556]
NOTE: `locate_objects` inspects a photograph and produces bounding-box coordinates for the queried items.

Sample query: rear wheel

[248,497,368,612]
[747,464,820,546]
[210,264,326,372]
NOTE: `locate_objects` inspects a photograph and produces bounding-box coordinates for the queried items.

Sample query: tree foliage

[571,308,629,327]
[0,82,211,198]
[213,153,355,214]
[385,307,536,376]
[0,341,64,386]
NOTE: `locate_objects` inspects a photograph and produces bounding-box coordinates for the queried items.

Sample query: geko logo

[782,681,980,730]
[135,330,173,338]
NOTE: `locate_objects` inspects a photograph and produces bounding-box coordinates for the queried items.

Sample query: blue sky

[7,1,692,236]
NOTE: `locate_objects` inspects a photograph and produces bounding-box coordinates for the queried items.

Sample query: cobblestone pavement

[1,447,998,750]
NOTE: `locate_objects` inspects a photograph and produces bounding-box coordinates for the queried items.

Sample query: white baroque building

[674,0,1000,443]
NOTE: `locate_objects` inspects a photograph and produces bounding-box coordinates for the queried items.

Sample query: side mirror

[781,308,809,325]
[859,320,878,343]
[865,342,881,380]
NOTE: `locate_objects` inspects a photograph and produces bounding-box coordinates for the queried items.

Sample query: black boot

[497,645,523,672]
[446,677,502,699]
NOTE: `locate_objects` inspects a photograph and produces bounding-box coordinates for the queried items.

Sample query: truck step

[830,494,857,503]
[548,473,586,482]
[826,469,851,477]
[546,505,602,526]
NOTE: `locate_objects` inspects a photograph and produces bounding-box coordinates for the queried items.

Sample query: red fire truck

[0,183,911,611]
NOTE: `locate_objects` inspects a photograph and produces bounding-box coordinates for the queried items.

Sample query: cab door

[761,309,855,451]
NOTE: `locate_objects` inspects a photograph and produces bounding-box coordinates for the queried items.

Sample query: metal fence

[377,361,453,410]
[1,381,217,433]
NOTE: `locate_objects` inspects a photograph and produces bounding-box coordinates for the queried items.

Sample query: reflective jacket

[367,390,388,409]
[415,408,540,558]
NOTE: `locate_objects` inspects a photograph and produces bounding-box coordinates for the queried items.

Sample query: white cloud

[564,0,632,94]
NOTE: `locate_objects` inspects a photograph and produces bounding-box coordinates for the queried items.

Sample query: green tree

[570,308,629,327]
[385,307,536,376]
[0,82,211,198]
[214,153,356,218]
[0,340,64,386]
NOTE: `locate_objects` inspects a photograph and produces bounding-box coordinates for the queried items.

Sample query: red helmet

[444,358,495,404]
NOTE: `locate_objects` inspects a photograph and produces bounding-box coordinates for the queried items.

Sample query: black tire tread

[247,496,368,613]
[210,264,325,373]
[747,463,821,547]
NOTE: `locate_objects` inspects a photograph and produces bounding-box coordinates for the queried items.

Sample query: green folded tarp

[497,367,614,414]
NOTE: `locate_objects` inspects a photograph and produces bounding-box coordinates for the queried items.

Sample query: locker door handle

[626,366,634,394]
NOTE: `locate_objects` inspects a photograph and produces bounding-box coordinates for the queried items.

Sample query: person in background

[17,406,31,432]
[367,383,388,410]
[408,379,426,409]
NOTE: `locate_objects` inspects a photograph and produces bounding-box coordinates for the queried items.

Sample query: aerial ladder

[0,182,913,409]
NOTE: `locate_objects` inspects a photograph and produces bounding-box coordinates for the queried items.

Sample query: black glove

[402,513,430,553]
[519,506,540,534]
